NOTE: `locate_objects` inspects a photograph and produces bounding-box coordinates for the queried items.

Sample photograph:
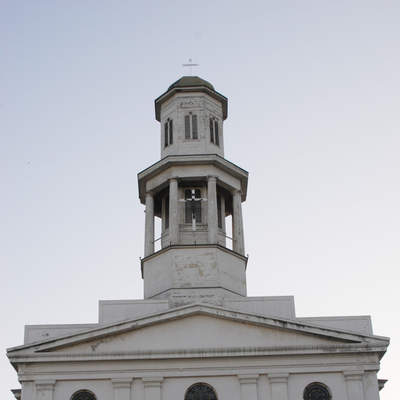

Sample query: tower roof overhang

[137,154,248,203]
[154,83,228,121]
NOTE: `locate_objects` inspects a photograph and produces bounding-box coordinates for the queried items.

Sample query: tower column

[207,176,218,244]
[169,178,179,245]
[144,192,154,256]
[232,189,245,255]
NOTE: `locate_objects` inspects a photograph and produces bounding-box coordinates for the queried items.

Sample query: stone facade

[159,93,225,158]
[7,76,389,400]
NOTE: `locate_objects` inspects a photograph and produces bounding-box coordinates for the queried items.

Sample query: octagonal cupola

[139,77,247,306]
[155,76,228,158]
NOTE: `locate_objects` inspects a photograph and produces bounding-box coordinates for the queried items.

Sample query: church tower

[7,76,389,400]
[138,76,249,306]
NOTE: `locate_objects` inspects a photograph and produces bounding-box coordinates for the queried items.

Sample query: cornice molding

[15,362,381,382]
[9,343,387,365]
[137,154,249,203]
[7,303,389,358]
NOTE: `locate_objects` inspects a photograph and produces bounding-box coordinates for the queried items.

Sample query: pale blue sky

[1,1,399,399]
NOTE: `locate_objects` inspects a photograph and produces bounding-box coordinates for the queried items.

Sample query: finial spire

[182,58,199,75]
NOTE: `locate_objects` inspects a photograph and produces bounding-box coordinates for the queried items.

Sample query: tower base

[141,244,248,305]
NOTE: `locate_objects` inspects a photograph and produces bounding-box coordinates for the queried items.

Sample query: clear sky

[1,1,399,399]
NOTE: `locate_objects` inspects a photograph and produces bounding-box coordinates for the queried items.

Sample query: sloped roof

[168,76,215,91]
[7,303,389,366]
[154,76,228,121]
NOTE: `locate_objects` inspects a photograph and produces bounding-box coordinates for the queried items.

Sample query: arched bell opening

[153,187,167,252]
[144,177,245,256]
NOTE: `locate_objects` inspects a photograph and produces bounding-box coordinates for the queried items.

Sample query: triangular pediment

[42,315,361,355]
[7,304,388,361]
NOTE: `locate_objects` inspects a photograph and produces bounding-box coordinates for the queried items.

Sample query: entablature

[138,154,248,203]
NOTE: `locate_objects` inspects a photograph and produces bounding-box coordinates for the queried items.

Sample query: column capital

[207,175,217,181]
[238,374,259,384]
[343,370,364,381]
[268,373,289,383]
[111,378,132,388]
[142,377,164,388]
[169,177,178,182]
[35,380,56,391]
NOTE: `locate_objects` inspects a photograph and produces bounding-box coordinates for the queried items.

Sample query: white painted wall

[20,357,379,400]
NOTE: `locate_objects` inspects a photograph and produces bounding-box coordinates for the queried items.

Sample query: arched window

[209,117,219,146]
[303,382,331,400]
[164,118,173,147]
[184,113,198,139]
[71,390,96,400]
[185,383,217,400]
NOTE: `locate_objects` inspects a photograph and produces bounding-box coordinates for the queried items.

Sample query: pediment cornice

[7,303,389,358]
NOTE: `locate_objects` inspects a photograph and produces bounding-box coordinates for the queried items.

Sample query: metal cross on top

[182,58,199,75]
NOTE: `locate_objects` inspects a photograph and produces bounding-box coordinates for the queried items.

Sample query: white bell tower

[138,76,248,306]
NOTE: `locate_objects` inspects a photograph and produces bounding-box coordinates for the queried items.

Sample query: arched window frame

[184,112,198,140]
[70,389,97,400]
[164,118,173,147]
[184,382,218,400]
[209,117,219,146]
[303,382,331,400]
